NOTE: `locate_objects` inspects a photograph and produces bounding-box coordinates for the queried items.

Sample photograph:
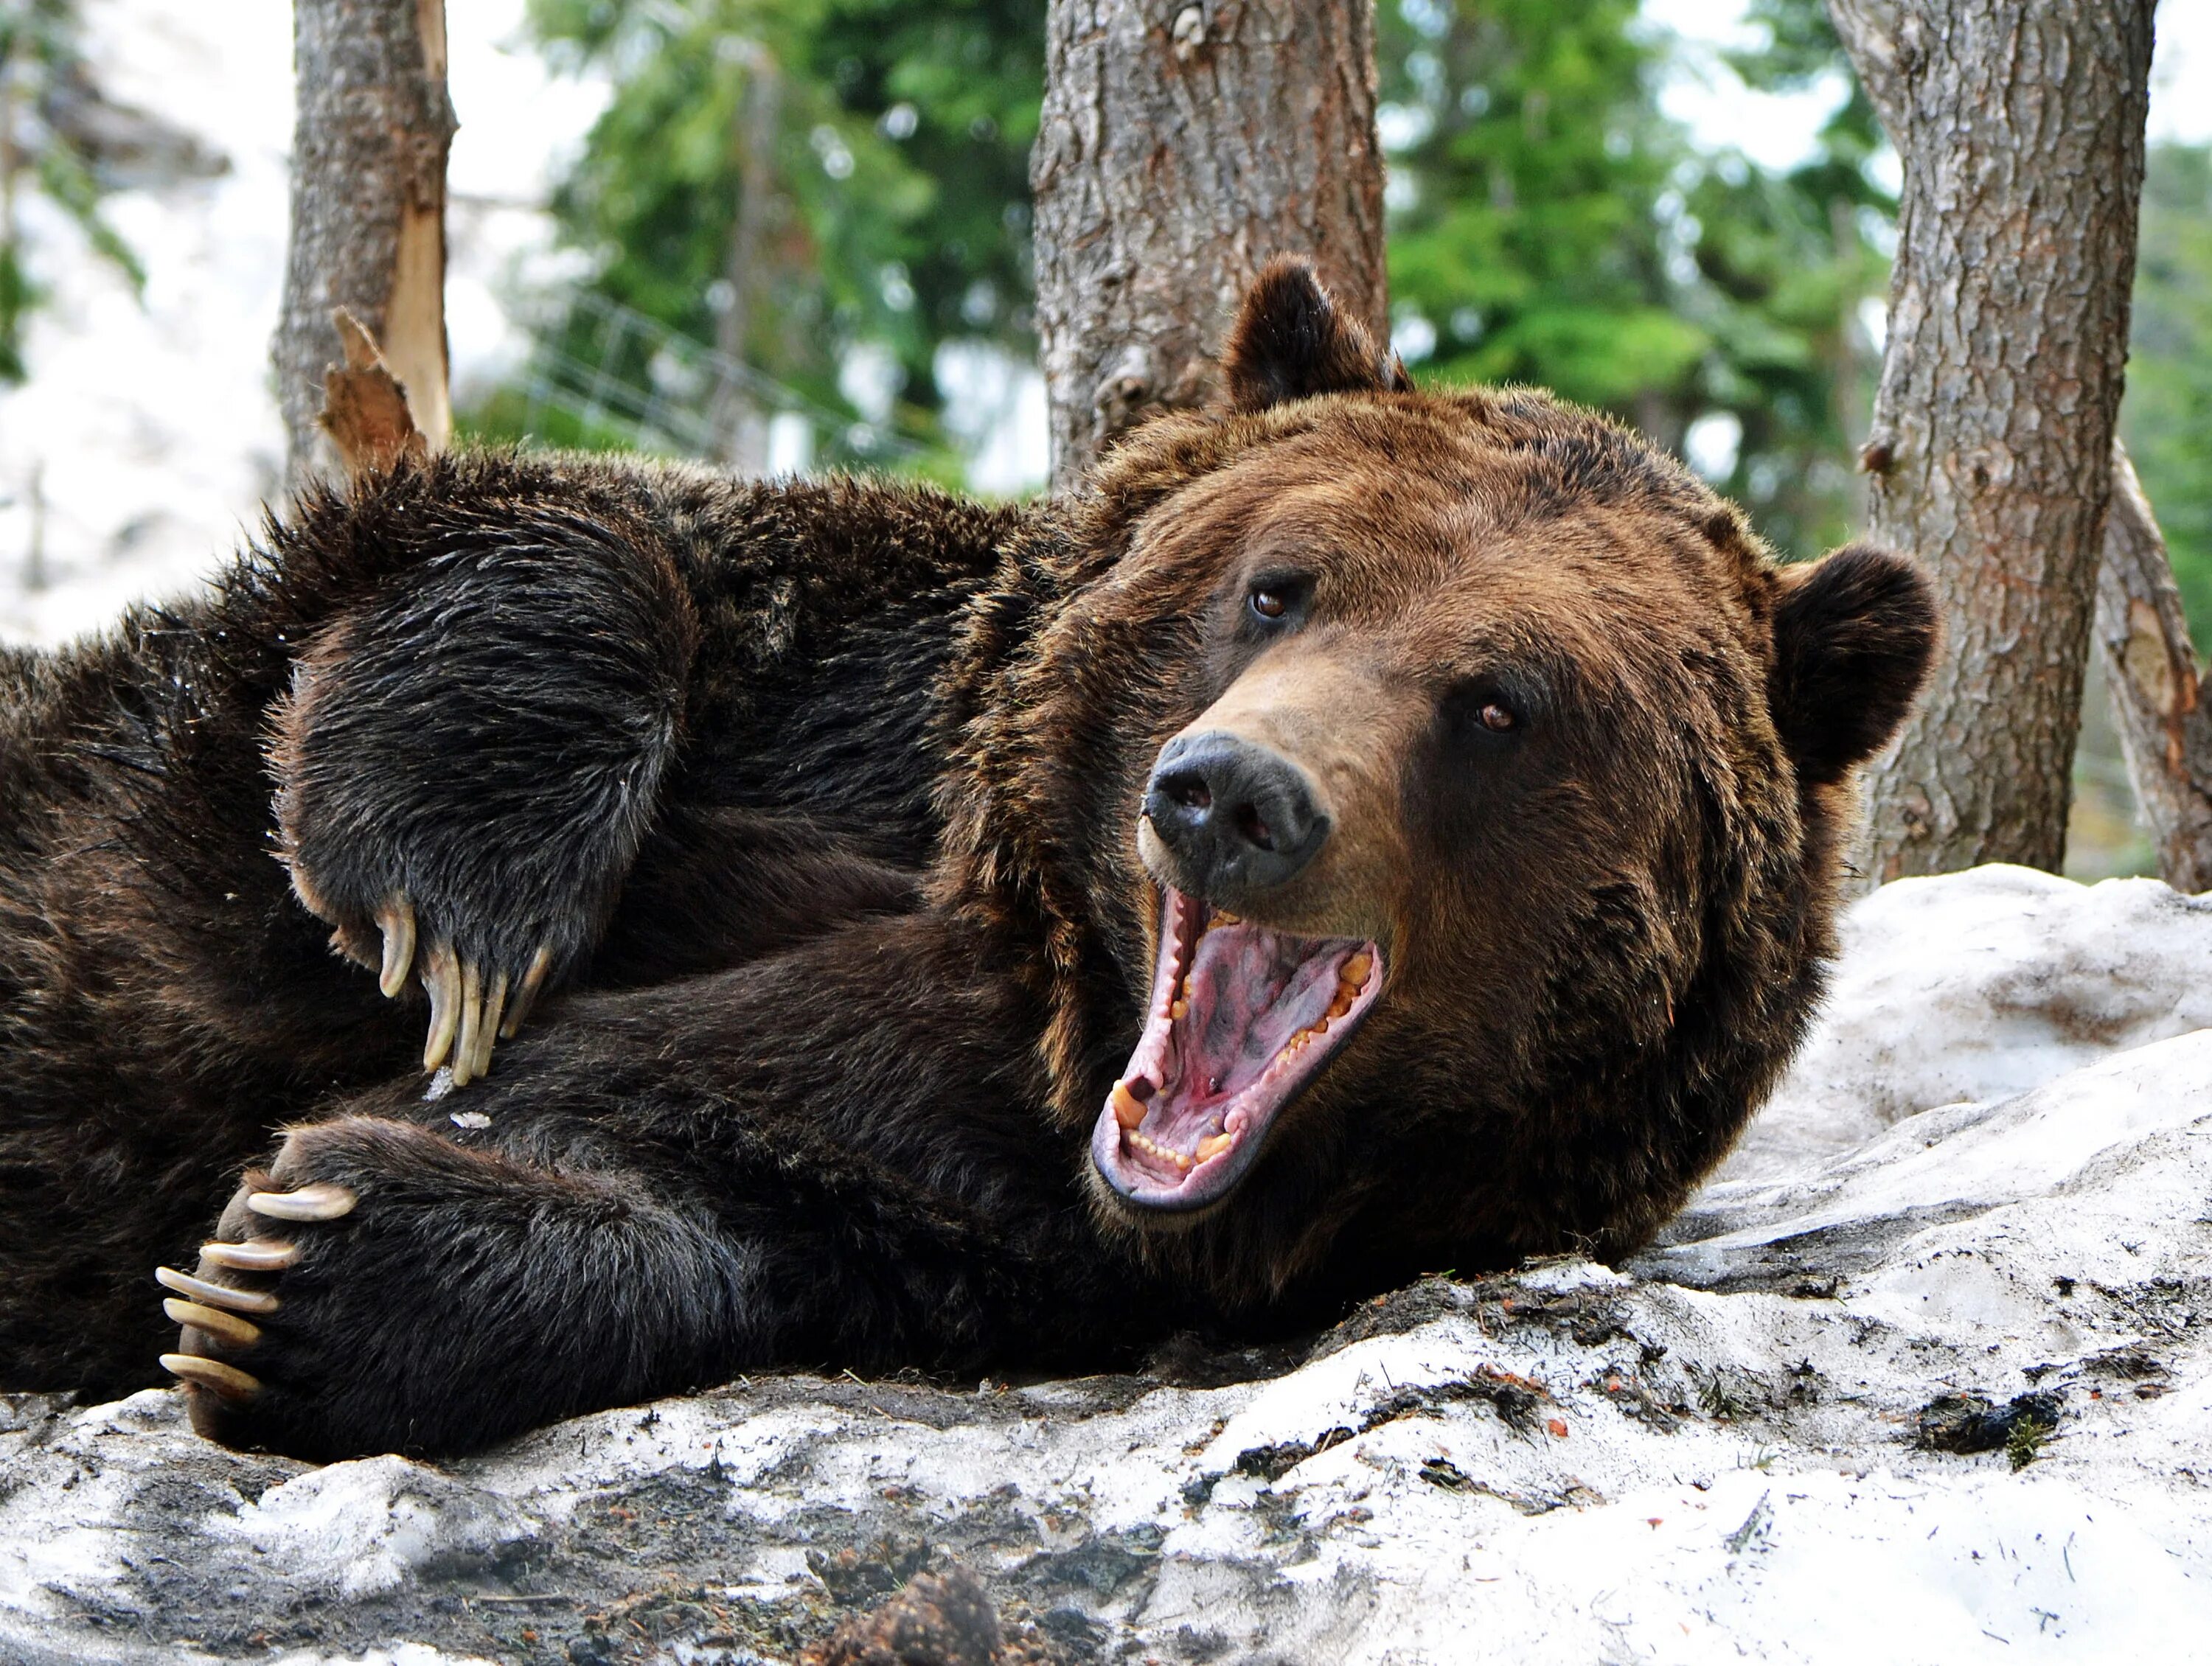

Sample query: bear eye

[1245,574,1309,626]
[1444,677,1532,748]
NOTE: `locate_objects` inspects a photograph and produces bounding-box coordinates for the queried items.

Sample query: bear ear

[1219,257,1411,414]
[1768,543,1940,788]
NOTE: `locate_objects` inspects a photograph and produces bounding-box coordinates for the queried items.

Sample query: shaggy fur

[0,263,1935,1459]
[0,461,1017,1401]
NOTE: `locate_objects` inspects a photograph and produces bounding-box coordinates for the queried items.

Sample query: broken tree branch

[2096,444,2212,893]
[319,309,428,481]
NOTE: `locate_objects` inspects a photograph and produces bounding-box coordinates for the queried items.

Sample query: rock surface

[2,867,2207,1665]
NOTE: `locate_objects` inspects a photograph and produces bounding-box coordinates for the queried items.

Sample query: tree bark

[710,40,778,475]
[1031,0,1388,489]
[1826,0,2155,882]
[2096,443,2212,893]
[274,0,456,494]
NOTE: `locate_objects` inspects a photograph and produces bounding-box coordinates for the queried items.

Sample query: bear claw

[161,1297,262,1348]
[501,944,553,1039]
[345,878,552,1081]
[452,960,491,1087]
[469,969,508,1081]
[246,1182,357,1221]
[198,1239,302,1272]
[156,1265,280,1313]
[408,930,549,1079]
[161,1353,262,1401]
[422,939,462,1070]
[375,893,416,998]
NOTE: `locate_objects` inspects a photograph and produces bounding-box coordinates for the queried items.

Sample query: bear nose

[1143,731,1329,899]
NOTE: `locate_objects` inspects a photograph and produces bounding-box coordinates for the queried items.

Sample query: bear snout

[1141,730,1332,902]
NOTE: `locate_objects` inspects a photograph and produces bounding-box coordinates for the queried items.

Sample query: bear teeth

[1110,1080,1147,1129]
[1111,890,1386,1199]
[1127,1131,1192,1171]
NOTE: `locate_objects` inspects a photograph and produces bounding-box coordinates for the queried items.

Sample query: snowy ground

[1,863,2205,1665]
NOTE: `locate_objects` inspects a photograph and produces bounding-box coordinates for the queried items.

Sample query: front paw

[158,1116,644,1461]
[268,538,690,1084]
[279,819,560,1089]
[273,684,568,1087]
[157,1118,486,1461]
[342,893,554,1089]
[160,1115,721,1460]
[158,1138,364,1457]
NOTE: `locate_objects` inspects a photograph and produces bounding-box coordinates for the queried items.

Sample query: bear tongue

[1171,925,1347,1105]
[1105,902,1377,1196]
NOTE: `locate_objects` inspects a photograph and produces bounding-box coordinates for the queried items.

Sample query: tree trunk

[273,0,456,494]
[710,40,777,475]
[1031,0,1388,489]
[1827,0,2155,882]
[2097,443,2212,893]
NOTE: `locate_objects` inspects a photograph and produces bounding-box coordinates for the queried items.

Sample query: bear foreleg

[159,1115,756,1460]
[268,519,700,1084]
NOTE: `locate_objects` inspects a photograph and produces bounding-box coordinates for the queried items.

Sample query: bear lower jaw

[1091,888,1380,1214]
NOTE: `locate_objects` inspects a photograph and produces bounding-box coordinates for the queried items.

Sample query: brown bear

[0,262,1935,1459]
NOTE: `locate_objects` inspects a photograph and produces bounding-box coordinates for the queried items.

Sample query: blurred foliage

[1700,0,1893,555]
[505,0,1898,543]
[1380,0,1698,413]
[0,0,147,384]
[1379,0,1892,557]
[2121,141,2212,651]
[496,0,1040,460]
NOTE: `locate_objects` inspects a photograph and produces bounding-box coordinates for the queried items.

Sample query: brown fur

[939,357,1928,1294]
[0,262,1933,1457]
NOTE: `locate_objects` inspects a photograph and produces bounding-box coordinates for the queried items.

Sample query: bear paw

[156,1122,394,1460]
[156,1115,650,1460]
[268,528,694,1087]
[348,891,554,1087]
[279,795,574,1089]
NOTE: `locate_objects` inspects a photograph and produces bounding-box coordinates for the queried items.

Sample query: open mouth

[1091,888,1382,1213]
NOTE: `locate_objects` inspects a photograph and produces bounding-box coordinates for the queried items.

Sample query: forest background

[4,0,2210,874]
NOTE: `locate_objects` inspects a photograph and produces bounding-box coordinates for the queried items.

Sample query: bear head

[936,259,1936,1305]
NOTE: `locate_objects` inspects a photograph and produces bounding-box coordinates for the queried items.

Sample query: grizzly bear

[0,262,1935,1460]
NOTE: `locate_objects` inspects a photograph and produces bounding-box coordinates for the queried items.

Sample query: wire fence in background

[509,291,928,470]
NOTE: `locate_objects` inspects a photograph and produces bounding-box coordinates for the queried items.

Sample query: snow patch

[1725,865,2212,1181]
[209,1454,538,1600]
[0,866,2205,1664]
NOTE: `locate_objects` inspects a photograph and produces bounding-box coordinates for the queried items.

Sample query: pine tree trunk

[711,41,777,475]
[273,0,456,493]
[2097,444,2212,893]
[1827,0,2155,882]
[1032,0,1388,489]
